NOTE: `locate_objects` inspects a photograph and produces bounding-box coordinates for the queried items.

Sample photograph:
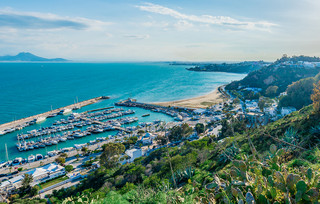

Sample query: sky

[0,0,319,61]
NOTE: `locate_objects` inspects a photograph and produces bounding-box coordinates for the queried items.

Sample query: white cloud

[136,3,276,31]
[123,34,150,39]
[174,20,194,30]
[0,8,112,30]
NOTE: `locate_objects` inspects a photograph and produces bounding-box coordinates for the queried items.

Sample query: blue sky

[0,0,319,61]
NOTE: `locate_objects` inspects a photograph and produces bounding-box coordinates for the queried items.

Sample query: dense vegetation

[279,73,320,109]
[226,55,320,95]
[275,55,320,64]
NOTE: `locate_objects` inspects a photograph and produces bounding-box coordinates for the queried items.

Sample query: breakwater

[115,98,195,115]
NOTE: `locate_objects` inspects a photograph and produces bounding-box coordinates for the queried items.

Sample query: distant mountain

[186,61,270,73]
[0,52,68,62]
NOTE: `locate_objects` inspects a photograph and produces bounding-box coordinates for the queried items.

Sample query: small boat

[36,117,47,123]
[142,114,150,117]
[36,154,43,161]
[51,140,58,145]
[44,141,52,146]
[73,132,84,138]
[47,151,57,157]
[63,109,72,115]
[67,136,75,140]
[47,113,57,118]
[28,145,34,150]
[59,137,67,142]
[28,155,35,163]
[12,157,23,166]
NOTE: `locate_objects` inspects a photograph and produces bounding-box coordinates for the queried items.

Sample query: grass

[200,102,214,107]
[39,175,68,189]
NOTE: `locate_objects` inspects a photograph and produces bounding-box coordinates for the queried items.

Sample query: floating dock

[0,96,110,134]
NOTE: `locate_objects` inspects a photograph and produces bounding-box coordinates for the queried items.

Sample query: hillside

[226,55,320,95]
[278,73,320,109]
[186,61,269,73]
[15,105,320,204]
[0,52,67,62]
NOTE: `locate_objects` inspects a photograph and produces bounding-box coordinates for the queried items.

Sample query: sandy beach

[153,86,228,109]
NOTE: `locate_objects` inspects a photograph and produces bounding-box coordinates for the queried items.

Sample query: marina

[0,96,109,136]
[0,97,175,163]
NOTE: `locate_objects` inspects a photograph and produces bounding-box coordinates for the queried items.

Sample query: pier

[115,98,195,113]
[0,96,110,134]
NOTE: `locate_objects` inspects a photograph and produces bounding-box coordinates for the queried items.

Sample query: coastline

[153,85,228,109]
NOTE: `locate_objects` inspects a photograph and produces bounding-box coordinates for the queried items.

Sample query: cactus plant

[200,144,320,203]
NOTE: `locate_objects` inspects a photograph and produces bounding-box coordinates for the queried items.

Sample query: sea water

[0,62,245,161]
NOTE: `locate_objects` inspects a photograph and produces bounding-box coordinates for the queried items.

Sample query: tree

[155,136,167,146]
[311,81,320,113]
[60,153,68,157]
[279,77,316,109]
[22,174,33,189]
[19,173,33,196]
[258,98,267,111]
[55,157,66,165]
[81,147,88,155]
[233,97,240,104]
[65,165,74,172]
[100,143,125,168]
[195,123,205,134]
[137,130,145,136]
[168,123,192,142]
[265,86,278,97]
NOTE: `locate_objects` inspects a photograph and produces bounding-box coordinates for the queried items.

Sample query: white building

[193,108,206,115]
[245,100,259,108]
[141,132,157,146]
[279,92,287,97]
[120,148,143,165]
[264,107,277,117]
[26,163,65,184]
[244,87,262,93]
[281,107,296,116]
[0,163,65,193]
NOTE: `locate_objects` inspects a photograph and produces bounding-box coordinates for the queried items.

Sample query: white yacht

[36,116,47,123]
[63,109,72,115]
[28,155,36,163]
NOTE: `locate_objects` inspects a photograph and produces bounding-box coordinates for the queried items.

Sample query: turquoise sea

[0,62,246,161]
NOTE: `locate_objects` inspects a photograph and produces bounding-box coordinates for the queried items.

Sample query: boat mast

[5,143,9,162]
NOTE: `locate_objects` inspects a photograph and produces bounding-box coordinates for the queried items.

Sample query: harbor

[0,97,175,163]
[0,96,110,136]
[0,95,225,201]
